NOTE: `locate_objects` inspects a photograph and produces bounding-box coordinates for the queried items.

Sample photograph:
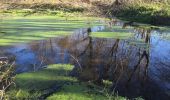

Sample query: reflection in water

[134,27,152,43]
[1,21,170,100]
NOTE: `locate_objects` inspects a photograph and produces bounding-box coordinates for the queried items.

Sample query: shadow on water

[1,18,170,100]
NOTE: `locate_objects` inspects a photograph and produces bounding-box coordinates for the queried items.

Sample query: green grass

[90,25,134,39]
[47,83,107,100]
[0,15,104,46]
[91,32,133,39]
[47,83,126,100]
[47,81,126,100]
[0,31,71,45]
[114,3,170,25]
[6,64,125,100]
[6,64,77,99]
[0,9,83,17]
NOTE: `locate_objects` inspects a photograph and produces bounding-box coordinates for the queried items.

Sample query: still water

[0,17,170,100]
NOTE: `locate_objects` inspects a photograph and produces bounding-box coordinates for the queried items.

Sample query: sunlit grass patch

[47,83,108,100]
[15,64,76,90]
[6,64,76,99]
[91,32,133,39]
[47,82,126,100]
[6,63,126,100]
[0,31,71,45]
[0,16,104,46]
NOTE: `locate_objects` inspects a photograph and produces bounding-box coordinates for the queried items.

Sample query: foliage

[111,2,170,25]
[0,58,15,100]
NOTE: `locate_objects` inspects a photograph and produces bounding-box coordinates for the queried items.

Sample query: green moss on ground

[47,83,107,100]
[6,64,125,100]
[47,82,127,100]
[6,64,77,99]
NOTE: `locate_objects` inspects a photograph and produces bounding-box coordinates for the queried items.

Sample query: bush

[112,2,170,25]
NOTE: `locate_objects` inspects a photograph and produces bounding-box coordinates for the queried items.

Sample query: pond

[0,16,170,100]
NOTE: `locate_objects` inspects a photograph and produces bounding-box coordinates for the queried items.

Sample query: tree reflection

[28,25,151,83]
[25,25,170,99]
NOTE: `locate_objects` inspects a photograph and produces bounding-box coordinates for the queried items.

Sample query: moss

[47,83,107,100]
[6,64,126,100]
[47,82,127,100]
[6,64,76,99]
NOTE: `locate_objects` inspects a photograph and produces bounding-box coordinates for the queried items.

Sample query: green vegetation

[91,32,132,39]
[0,58,15,99]
[0,0,86,15]
[0,16,103,46]
[6,64,125,100]
[90,25,134,39]
[0,0,169,100]
[0,30,70,46]
[0,9,83,17]
[1,0,170,25]
[48,83,107,100]
[6,64,76,99]
[110,1,170,25]
[47,83,127,100]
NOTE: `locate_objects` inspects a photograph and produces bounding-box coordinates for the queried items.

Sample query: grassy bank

[5,64,125,100]
[108,2,170,26]
[1,1,170,26]
[0,1,90,17]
